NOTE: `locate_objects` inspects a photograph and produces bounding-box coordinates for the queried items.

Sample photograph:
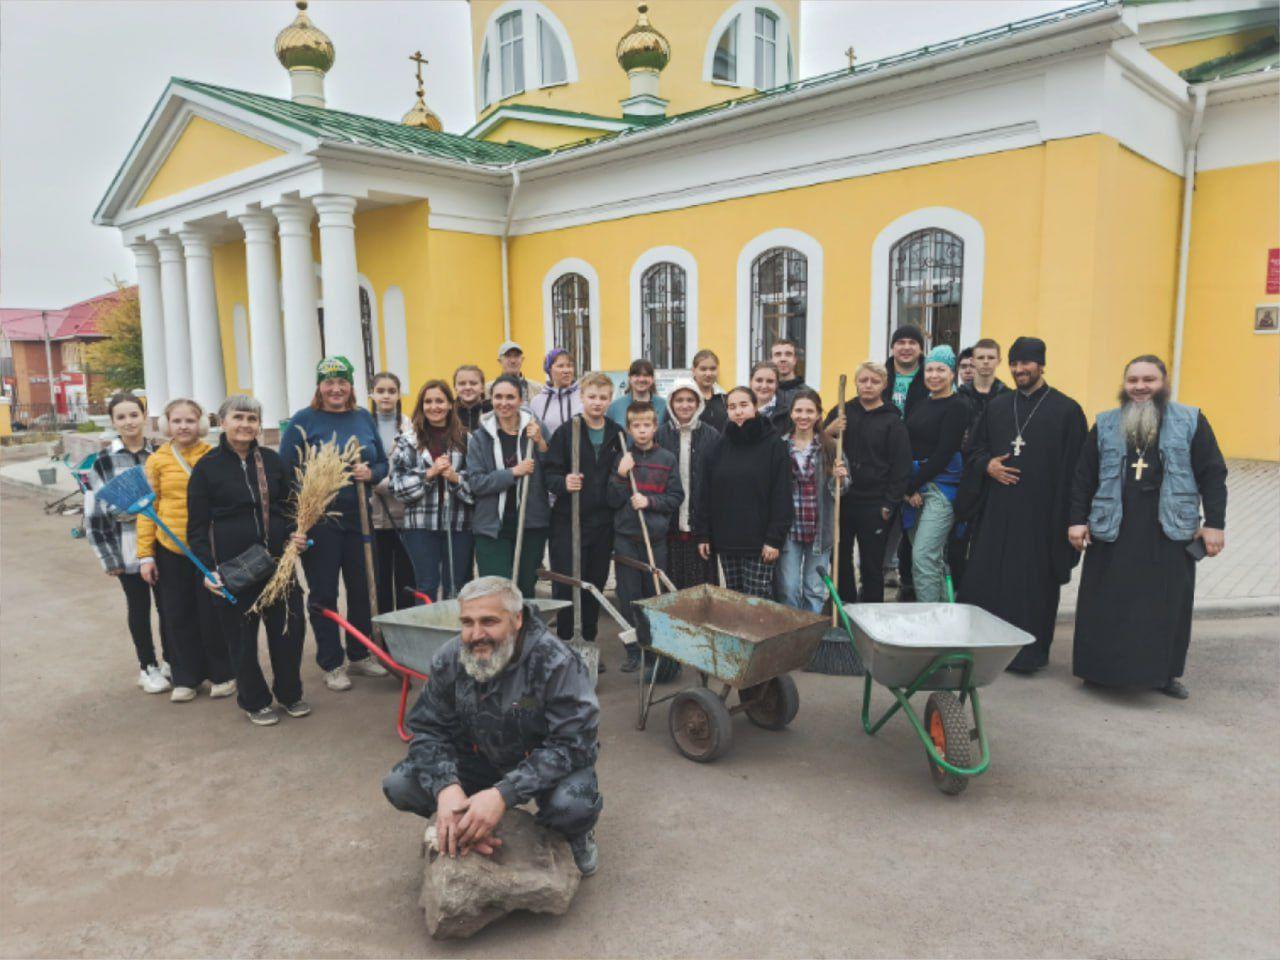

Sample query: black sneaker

[1160,679,1189,700]
[246,706,280,726]
[282,699,312,718]
[620,646,642,673]
[569,831,599,877]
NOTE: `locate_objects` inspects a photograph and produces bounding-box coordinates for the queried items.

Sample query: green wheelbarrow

[818,568,1033,795]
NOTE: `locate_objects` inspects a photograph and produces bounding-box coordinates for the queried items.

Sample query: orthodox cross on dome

[401,50,442,131]
[409,50,428,92]
[845,46,857,69]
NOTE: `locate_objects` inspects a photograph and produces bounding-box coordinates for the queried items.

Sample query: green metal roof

[173,78,547,165]
[1180,35,1280,82]
[467,102,643,132]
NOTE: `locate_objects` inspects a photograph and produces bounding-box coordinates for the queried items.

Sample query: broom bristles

[95,464,154,514]
[251,431,363,614]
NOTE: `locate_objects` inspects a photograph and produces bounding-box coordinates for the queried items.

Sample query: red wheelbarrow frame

[312,602,429,743]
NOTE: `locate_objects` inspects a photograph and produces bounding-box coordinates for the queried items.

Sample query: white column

[313,194,367,402]
[153,235,193,400]
[178,229,227,413]
[238,212,289,426]
[127,241,169,411]
[273,201,322,412]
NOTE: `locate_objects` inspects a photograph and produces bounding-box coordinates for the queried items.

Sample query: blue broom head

[95,464,155,515]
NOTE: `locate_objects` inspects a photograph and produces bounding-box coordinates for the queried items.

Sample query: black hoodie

[695,416,793,552]
[187,435,296,571]
[958,379,1009,432]
[543,416,626,530]
[824,401,912,508]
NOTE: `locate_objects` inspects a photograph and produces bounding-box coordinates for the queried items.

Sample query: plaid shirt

[83,438,156,572]
[389,433,475,532]
[788,438,820,544]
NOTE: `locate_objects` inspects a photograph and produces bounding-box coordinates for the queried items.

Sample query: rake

[95,464,236,604]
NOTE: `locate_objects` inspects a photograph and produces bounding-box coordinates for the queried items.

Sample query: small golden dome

[275,1,335,73]
[616,3,670,73]
[402,96,442,131]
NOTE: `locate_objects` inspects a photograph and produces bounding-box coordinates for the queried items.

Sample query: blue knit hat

[925,344,956,372]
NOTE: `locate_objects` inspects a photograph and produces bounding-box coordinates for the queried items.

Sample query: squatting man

[382,576,603,876]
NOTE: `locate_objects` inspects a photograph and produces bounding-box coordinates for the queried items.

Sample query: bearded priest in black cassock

[960,337,1087,673]
[1068,355,1227,699]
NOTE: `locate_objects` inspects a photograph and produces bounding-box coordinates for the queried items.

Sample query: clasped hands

[435,784,506,859]
[425,455,460,484]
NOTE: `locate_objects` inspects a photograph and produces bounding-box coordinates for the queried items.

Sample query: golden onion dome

[616,3,670,73]
[402,96,442,131]
[275,1,335,73]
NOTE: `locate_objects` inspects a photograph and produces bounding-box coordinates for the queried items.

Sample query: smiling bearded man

[382,577,602,875]
[1067,356,1227,699]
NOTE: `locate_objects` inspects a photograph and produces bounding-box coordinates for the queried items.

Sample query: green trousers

[909,484,954,604]
[474,528,549,600]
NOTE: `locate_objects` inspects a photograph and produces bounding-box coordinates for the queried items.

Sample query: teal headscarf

[925,345,956,372]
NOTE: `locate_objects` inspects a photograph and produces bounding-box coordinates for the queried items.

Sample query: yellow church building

[93,0,1279,459]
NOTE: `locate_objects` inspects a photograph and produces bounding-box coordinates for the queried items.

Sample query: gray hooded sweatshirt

[466,408,552,538]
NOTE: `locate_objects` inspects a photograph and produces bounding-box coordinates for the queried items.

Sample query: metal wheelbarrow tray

[634,585,828,763]
[836,600,1033,796]
[375,598,570,677]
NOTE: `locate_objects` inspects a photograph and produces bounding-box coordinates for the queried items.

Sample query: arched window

[640,262,687,369]
[705,2,793,90]
[478,2,577,105]
[750,247,807,369]
[888,228,964,352]
[552,272,591,366]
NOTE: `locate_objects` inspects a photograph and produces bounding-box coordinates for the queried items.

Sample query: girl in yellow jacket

[138,399,234,703]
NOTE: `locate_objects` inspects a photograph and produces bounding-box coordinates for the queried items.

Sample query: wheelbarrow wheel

[923,691,972,796]
[669,687,733,762]
[742,675,800,731]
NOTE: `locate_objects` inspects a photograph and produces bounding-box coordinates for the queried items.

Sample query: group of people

[83,329,1227,730]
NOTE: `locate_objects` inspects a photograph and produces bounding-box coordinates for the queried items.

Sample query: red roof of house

[0,287,135,342]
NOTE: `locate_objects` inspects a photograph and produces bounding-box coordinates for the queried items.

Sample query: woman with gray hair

[186,394,312,726]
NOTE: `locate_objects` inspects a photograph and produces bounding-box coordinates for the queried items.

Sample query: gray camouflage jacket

[403,605,600,807]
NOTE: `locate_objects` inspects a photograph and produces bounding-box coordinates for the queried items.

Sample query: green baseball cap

[316,356,355,384]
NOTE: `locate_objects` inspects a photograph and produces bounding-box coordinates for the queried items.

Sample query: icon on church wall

[1255,304,1279,335]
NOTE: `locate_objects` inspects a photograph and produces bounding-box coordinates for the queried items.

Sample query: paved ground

[2,480,1278,958]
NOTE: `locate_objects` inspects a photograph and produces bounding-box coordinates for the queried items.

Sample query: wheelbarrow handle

[307,603,427,681]
[611,552,678,593]
[402,586,434,605]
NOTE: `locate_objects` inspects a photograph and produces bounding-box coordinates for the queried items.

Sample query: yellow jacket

[137,439,212,559]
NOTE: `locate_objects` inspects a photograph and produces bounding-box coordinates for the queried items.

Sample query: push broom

[94,464,236,604]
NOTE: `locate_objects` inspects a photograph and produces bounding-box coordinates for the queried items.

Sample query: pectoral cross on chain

[1011,435,1026,456]
[1131,452,1149,480]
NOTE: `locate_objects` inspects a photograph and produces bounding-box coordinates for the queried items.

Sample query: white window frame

[479,1,578,107]
[542,257,601,372]
[736,228,823,387]
[868,207,985,359]
[754,9,777,90]
[629,245,699,368]
[703,1,793,91]
[498,10,525,99]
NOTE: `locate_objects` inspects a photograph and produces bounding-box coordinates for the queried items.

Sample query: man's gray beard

[1120,397,1163,450]
[459,635,516,682]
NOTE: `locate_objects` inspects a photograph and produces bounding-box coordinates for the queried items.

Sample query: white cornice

[467,106,635,140]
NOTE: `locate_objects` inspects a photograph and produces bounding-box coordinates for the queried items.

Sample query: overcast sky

[0,0,1078,308]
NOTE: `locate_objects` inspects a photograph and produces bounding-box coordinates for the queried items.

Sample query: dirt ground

[2,479,1278,959]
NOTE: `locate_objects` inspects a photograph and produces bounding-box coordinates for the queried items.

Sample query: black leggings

[375,529,415,613]
[154,547,233,688]
[117,572,168,669]
[838,501,891,604]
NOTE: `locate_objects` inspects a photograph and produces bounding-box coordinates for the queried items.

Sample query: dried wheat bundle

[251,432,363,613]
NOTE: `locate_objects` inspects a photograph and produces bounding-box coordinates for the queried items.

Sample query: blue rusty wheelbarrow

[633,585,828,762]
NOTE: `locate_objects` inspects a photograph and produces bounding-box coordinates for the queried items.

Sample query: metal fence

[7,401,106,431]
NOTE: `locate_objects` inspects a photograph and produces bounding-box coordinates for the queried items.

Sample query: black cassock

[960,384,1087,672]
[1069,414,1227,687]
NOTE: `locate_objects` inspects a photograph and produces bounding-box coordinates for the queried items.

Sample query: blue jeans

[402,529,475,601]
[776,538,828,613]
[909,484,954,603]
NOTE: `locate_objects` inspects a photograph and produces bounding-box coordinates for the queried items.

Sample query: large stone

[420,808,581,940]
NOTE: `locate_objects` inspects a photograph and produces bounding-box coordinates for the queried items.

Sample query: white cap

[497,340,523,358]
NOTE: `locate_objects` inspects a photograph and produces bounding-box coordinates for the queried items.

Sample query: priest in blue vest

[1068,355,1227,699]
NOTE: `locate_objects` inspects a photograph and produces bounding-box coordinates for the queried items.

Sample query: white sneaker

[348,657,388,678]
[159,662,172,680]
[141,665,171,694]
[324,666,352,691]
[170,686,197,703]
[208,679,237,699]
